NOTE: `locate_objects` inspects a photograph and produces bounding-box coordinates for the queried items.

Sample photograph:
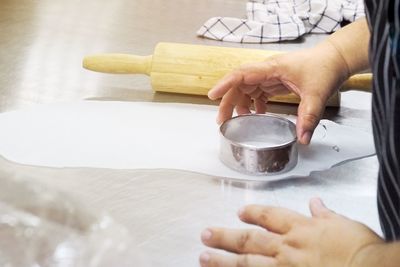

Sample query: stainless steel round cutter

[219,114,298,176]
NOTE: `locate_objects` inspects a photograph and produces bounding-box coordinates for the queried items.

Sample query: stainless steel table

[0,1,378,266]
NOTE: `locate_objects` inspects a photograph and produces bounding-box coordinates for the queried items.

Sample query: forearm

[350,242,400,267]
[316,18,371,78]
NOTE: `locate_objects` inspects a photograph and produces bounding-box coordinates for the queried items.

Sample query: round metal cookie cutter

[219,114,298,175]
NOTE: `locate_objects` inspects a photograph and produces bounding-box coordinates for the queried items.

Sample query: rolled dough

[0,101,375,181]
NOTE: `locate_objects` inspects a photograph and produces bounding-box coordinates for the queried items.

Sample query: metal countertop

[0,1,378,266]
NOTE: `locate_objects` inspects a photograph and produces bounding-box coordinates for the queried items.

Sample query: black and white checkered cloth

[197,0,365,43]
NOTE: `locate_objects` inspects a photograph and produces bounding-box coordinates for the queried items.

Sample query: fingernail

[301,131,312,144]
[315,198,326,208]
[310,197,322,207]
[216,115,224,125]
[200,252,210,264]
[310,197,330,216]
[201,229,212,241]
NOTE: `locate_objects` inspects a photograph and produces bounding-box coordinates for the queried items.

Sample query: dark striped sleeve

[365,0,400,241]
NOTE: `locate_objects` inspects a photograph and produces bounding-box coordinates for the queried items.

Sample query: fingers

[217,88,247,123]
[259,78,282,88]
[239,84,258,95]
[199,251,276,267]
[209,62,282,124]
[309,198,335,218]
[235,95,252,115]
[201,227,282,256]
[208,72,244,100]
[297,93,326,144]
[254,98,267,114]
[239,61,277,85]
[258,84,289,96]
[238,205,307,234]
[208,61,277,101]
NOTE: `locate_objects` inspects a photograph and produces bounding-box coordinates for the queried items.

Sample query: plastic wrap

[0,174,149,267]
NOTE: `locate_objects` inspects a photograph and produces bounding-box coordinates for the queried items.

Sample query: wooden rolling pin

[83,42,372,107]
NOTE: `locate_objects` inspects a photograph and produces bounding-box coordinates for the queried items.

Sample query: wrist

[348,241,396,267]
[311,40,352,88]
[347,242,379,267]
[324,38,352,79]
[323,18,370,76]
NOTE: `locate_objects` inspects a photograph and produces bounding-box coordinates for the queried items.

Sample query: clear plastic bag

[0,174,149,267]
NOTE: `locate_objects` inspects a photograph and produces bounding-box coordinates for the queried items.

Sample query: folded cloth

[197,0,365,43]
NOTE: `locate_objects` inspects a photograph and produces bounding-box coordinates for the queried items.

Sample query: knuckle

[301,114,320,129]
[208,257,222,267]
[302,113,319,124]
[210,258,222,267]
[267,56,285,76]
[236,231,251,251]
[276,252,291,266]
[275,245,292,265]
[236,254,250,267]
[292,220,310,232]
[232,69,245,80]
[282,233,300,248]
[268,56,280,69]
[257,207,272,226]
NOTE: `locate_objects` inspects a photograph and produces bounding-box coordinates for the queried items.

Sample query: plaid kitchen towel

[197,0,365,43]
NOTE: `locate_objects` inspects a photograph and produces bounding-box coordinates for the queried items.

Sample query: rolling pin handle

[83,54,152,75]
[341,73,372,92]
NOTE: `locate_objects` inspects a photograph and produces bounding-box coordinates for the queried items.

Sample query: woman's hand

[200,198,383,267]
[208,42,350,144]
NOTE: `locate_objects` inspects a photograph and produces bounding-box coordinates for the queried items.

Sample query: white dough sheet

[0,101,375,182]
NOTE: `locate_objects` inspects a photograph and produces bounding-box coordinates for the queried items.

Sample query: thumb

[309,198,334,218]
[297,93,326,144]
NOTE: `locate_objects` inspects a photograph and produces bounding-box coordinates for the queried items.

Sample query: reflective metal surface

[0,0,379,266]
[0,155,379,267]
[220,114,298,175]
[0,0,329,113]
